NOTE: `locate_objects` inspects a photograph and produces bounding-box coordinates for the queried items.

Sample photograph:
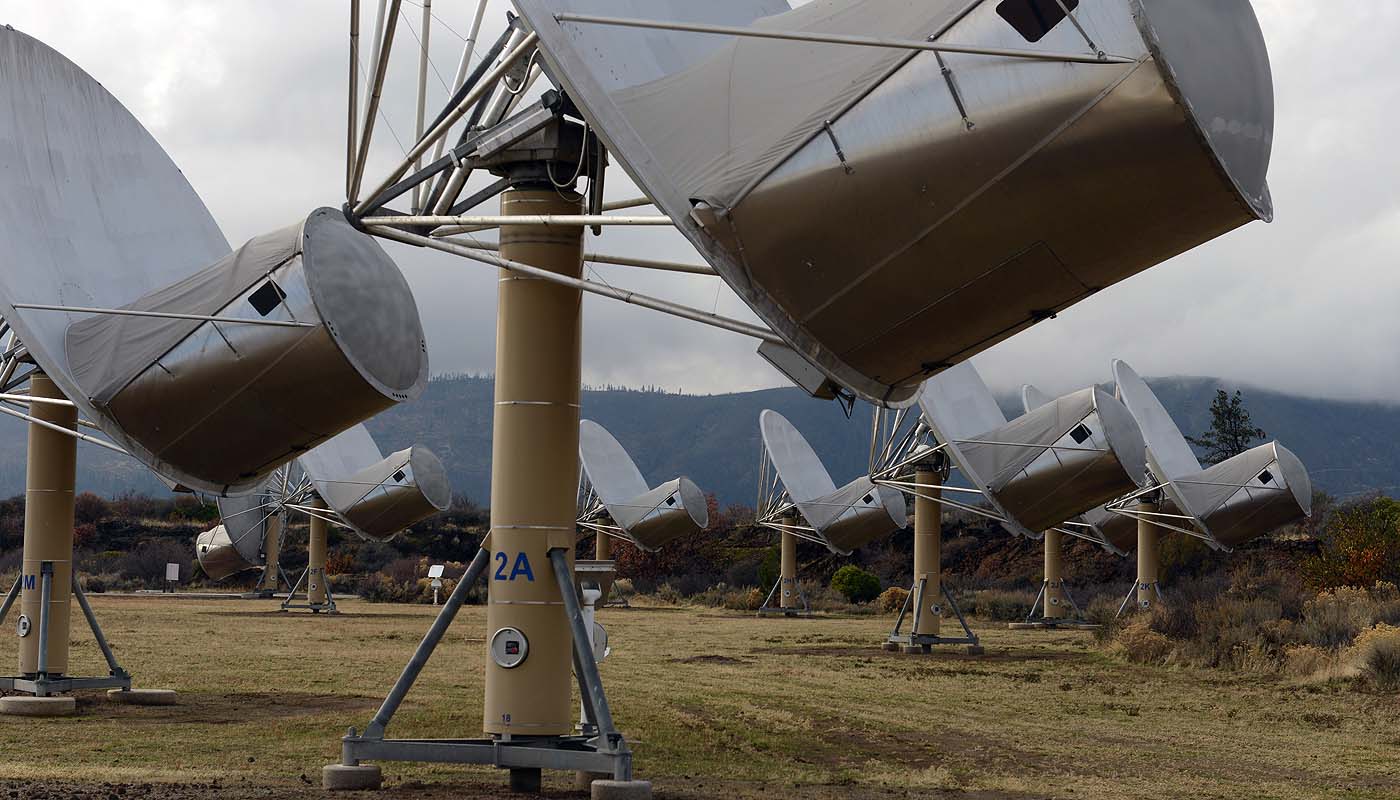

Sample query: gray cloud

[7,1,1396,404]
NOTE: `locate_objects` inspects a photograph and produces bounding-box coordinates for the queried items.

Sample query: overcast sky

[6,1,1398,404]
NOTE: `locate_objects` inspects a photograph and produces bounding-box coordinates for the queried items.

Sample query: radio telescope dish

[1110,360,1311,548]
[1021,383,1129,556]
[577,420,707,552]
[197,486,279,580]
[920,362,1146,538]
[759,409,905,555]
[196,425,451,579]
[299,424,452,542]
[1021,385,1055,414]
[0,28,428,495]
[516,0,1276,405]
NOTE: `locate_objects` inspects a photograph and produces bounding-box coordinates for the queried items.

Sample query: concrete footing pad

[966,645,985,655]
[1008,621,1101,631]
[108,688,177,706]
[322,764,383,791]
[880,642,899,652]
[0,696,76,717]
[576,771,611,791]
[901,644,931,655]
[592,779,653,800]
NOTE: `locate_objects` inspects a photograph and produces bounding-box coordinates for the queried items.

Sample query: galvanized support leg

[1116,580,1138,618]
[281,568,309,610]
[942,584,978,646]
[888,581,913,639]
[72,573,127,679]
[548,547,625,764]
[359,546,490,742]
[0,576,17,627]
[36,561,53,684]
[1025,582,1047,623]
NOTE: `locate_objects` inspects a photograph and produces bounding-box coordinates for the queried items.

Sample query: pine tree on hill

[1187,389,1266,465]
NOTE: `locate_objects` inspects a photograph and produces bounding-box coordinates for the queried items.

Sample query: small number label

[493,552,535,582]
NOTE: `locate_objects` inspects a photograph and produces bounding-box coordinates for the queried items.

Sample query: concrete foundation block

[592,779,653,800]
[0,695,76,717]
[322,763,383,791]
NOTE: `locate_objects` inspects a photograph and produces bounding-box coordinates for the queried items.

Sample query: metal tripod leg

[72,573,129,680]
[358,547,490,741]
[548,548,631,777]
[0,576,17,627]
[281,568,309,610]
[1116,581,1137,618]
[1063,582,1086,619]
[942,584,978,645]
[889,581,914,639]
[1026,582,1047,623]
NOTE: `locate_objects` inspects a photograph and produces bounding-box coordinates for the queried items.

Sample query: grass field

[0,595,1397,799]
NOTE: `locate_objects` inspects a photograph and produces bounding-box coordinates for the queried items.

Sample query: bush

[878,586,909,614]
[116,540,192,587]
[73,492,108,525]
[971,589,1035,622]
[1110,620,1174,665]
[1351,623,1400,691]
[830,565,881,604]
[757,546,780,591]
[1305,497,1400,590]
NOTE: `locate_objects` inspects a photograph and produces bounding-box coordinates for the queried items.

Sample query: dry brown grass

[0,595,1397,798]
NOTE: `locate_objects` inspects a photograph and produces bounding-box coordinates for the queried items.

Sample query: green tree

[1187,389,1266,465]
[830,565,881,603]
[1303,496,1400,589]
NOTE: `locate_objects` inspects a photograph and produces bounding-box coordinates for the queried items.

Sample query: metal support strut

[334,546,633,781]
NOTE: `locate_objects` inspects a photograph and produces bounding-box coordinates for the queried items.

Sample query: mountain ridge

[0,374,1389,506]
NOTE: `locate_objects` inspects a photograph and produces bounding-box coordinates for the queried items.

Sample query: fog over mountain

[2,375,1391,507]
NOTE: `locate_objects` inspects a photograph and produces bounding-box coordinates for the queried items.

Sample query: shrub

[878,586,909,614]
[722,587,765,611]
[1284,644,1334,680]
[971,589,1035,622]
[757,546,780,591]
[830,565,881,604]
[1110,620,1174,665]
[1304,497,1400,590]
[1351,623,1400,692]
[116,540,192,587]
[73,492,108,525]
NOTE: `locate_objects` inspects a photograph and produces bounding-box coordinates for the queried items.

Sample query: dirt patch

[0,776,1038,800]
[667,655,748,665]
[60,691,379,726]
[196,610,434,621]
[655,776,1040,800]
[753,644,1088,664]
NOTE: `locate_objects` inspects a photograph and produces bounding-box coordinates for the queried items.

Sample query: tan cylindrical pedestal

[778,527,798,610]
[261,513,283,592]
[308,502,329,606]
[483,188,583,738]
[17,374,77,676]
[594,531,612,562]
[1136,500,1161,611]
[1043,528,1066,620]
[911,469,942,636]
